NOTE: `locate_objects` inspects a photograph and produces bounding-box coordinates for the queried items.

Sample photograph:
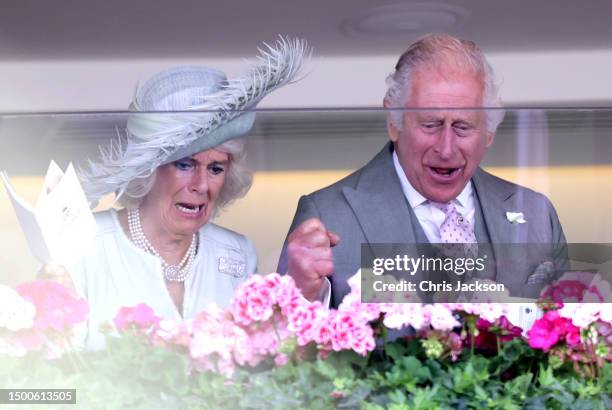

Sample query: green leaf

[385,343,408,362]
[537,365,556,388]
[411,385,443,410]
[388,388,408,404]
[315,359,338,380]
[474,384,489,402]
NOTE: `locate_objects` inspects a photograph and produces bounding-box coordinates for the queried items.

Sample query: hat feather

[80,36,309,206]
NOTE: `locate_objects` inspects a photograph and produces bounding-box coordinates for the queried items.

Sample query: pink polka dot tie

[431,201,478,259]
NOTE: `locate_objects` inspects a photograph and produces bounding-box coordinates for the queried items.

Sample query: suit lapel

[472,168,528,244]
[472,168,529,285]
[341,143,417,244]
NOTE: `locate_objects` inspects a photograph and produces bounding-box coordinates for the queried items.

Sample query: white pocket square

[506,211,526,224]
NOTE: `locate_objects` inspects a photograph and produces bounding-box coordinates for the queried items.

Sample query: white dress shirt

[392,151,476,242]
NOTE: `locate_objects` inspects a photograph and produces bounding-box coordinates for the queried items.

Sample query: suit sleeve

[545,196,570,274]
[276,195,321,275]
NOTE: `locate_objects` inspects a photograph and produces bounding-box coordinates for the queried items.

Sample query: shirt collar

[392,150,473,209]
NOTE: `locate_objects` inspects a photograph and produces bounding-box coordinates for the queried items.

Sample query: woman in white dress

[40,38,307,348]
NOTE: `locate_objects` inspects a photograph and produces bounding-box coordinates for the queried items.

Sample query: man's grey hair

[385,33,505,133]
[118,138,253,215]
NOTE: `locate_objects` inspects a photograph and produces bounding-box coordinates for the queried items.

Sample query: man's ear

[485,131,495,148]
[384,98,400,142]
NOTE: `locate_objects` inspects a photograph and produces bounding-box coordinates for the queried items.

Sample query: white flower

[506,211,526,224]
[155,319,181,341]
[190,330,228,359]
[0,337,28,357]
[427,304,461,331]
[0,285,35,331]
[599,303,612,324]
[559,303,602,328]
[382,304,427,330]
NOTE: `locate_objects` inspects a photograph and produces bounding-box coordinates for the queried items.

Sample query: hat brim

[162,111,255,164]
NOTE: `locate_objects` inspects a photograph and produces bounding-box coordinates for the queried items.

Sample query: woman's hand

[37,263,76,295]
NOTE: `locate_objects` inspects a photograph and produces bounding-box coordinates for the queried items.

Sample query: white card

[1,161,97,266]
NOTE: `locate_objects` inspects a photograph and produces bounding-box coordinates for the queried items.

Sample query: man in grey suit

[280,33,568,307]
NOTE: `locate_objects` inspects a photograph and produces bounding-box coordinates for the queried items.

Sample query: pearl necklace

[127,208,197,282]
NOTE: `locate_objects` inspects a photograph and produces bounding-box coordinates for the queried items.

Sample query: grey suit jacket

[279,142,569,307]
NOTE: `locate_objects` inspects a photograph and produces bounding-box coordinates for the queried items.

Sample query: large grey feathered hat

[80,36,309,205]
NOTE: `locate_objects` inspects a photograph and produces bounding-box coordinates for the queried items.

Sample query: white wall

[1,49,611,112]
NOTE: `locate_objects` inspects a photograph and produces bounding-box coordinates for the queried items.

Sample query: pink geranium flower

[527,318,560,351]
[231,274,280,325]
[16,280,88,332]
[114,303,160,331]
[274,353,289,366]
[527,310,581,351]
[288,302,323,345]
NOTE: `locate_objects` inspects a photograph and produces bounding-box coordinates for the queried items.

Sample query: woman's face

[140,149,230,239]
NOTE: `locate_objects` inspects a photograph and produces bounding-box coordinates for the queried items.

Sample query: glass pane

[1,107,611,284]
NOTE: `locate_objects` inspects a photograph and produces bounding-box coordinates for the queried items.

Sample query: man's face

[388,68,494,203]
